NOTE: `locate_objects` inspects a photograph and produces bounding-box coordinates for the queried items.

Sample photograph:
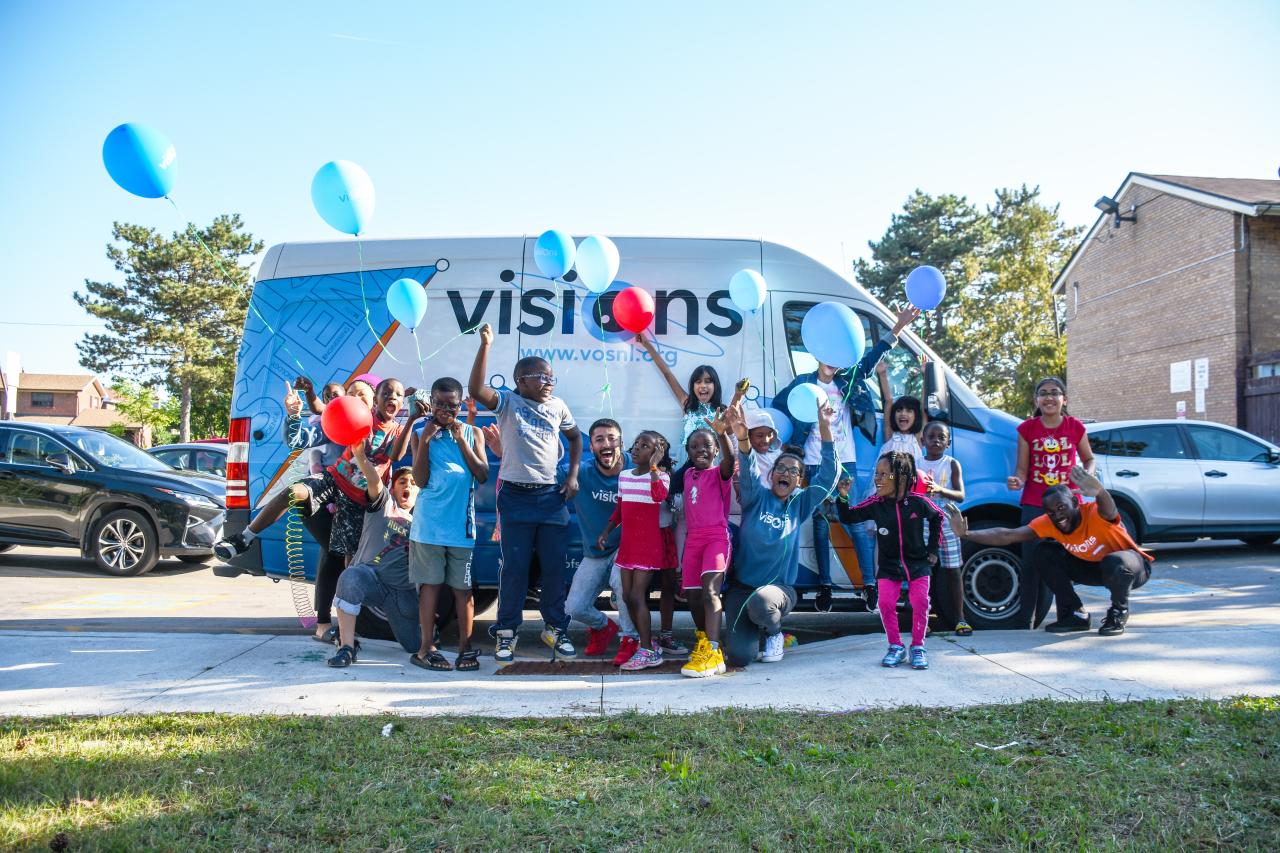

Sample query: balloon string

[164,196,312,380]
[411,327,427,387]
[354,236,409,365]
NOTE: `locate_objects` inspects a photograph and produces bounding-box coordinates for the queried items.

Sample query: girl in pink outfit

[680,413,736,664]
[597,431,672,670]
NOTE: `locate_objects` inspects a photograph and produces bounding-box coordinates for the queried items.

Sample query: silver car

[1087,420,1280,546]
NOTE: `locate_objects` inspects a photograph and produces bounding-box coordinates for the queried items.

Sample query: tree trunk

[180,381,192,442]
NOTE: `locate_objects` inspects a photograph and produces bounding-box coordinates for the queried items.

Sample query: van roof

[258,235,775,281]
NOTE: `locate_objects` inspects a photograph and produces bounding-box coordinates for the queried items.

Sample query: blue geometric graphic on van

[232,263,442,504]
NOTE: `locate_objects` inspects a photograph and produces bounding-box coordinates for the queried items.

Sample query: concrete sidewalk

[3,576,1278,717]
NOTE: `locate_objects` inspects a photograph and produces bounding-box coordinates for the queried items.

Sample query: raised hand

[1006,475,1024,492]
[293,376,314,395]
[283,381,303,417]
[481,424,503,458]
[478,322,494,347]
[1068,464,1105,498]
[891,305,922,335]
[944,504,969,538]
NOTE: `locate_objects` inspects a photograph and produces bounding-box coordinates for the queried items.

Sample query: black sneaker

[327,644,358,667]
[815,585,834,612]
[494,629,517,664]
[542,627,577,659]
[1045,611,1091,633]
[861,584,878,612]
[212,533,248,562]
[1098,606,1129,636]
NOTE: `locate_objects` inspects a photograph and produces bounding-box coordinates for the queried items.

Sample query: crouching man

[946,465,1152,636]
[327,442,420,666]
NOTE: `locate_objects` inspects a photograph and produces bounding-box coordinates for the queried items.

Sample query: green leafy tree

[75,216,262,441]
[953,185,1082,415]
[105,380,179,444]
[852,191,989,368]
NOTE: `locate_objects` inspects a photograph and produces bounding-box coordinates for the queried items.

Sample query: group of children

[214,305,1117,676]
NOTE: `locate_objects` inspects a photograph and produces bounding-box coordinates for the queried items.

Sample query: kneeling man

[946,465,1152,636]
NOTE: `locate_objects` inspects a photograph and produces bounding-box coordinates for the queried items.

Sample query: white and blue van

[217,236,1030,628]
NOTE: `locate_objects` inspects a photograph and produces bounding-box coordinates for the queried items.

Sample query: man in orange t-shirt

[946,466,1152,636]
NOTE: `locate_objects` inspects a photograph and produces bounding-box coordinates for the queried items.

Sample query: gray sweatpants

[722,582,797,668]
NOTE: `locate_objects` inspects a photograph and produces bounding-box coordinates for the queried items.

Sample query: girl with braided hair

[837,451,942,670]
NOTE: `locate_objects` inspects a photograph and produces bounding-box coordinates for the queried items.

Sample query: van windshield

[781,302,923,406]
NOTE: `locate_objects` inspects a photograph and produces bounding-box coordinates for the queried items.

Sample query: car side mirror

[47,452,76,475]
[923,360,950,422]
[1269,449,1280,465]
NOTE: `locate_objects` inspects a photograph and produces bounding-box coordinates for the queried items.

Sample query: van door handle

[1114,470,1138,477]
[1204,470,1228,478]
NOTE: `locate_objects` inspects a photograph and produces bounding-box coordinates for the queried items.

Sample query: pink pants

[878,576,931,647]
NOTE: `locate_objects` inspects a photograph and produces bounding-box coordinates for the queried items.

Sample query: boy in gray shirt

[469,323,583,663]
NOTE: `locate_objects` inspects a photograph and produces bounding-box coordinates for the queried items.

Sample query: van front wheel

[959,543,1027,630]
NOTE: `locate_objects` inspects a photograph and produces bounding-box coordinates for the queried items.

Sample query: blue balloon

[729,269,767,313]
[102,123,177,199]
[762,407,793,444]
[533,229,576,280]
[575,235,620,293]
[788,383,826,423]
[800,302,866,369]
[311,160,375,235]
[386,278,428,330]
[905,265,947,311]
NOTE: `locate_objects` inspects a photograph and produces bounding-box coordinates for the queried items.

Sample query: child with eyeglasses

[1008,376,1096,620]
[407,377,488,672]
[469,323,583,663]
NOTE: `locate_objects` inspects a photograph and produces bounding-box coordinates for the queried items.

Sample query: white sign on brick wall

[1176,400,1186,419]
[1170,360,1191,393]
[1195,387,1206,413]
[1194,358,1209,390]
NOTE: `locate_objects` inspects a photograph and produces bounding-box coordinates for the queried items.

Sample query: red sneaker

[585,619,620,656]
[611,636,639,666]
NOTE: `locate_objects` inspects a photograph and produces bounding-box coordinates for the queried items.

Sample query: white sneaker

[760,632,785,663]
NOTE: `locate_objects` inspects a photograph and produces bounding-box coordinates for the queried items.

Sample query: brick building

[1053,173,1280,443]
[0,372,152,446]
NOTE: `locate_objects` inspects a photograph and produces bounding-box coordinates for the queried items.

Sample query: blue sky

[2,0,1277,375]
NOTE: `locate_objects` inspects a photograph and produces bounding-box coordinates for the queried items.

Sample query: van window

[1089,430,1114,455]
[1185,425,1269,463]
[781,302,922,406]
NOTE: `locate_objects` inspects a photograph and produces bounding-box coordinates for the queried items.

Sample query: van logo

[447,278,744,339]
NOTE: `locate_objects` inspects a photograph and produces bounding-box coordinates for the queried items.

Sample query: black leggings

[1031,539,1151,614]
[303,508,346,625]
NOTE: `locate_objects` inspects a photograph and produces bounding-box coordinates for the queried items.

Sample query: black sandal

[313,626,339,644]
[455,649,480,671]
[411,650,453,671]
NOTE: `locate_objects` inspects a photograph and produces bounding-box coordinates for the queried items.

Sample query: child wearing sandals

[597,431,672,670]
[917,421,971,635]
[408,377,488,673]
[838,451,941,670]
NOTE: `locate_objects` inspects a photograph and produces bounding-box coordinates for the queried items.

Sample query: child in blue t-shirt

[408,377,489,672]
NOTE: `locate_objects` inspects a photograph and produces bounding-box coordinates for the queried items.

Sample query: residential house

[0,372,153,447]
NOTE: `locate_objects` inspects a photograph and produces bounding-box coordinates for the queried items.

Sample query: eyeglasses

[431,400,463,411]
[774,465,803,477]
[518,373,557,386]
[1036,390,1064,398]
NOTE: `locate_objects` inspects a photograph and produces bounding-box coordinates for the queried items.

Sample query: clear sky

[2,0,1277,375]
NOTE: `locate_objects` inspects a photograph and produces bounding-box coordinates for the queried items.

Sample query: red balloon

[321,395,373,446]
[612,286,654,333]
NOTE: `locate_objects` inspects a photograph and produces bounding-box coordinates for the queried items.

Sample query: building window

[1256,362,1278,379]
[30,392,55,408]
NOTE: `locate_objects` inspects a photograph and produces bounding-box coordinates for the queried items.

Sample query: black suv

[0,423,226,576]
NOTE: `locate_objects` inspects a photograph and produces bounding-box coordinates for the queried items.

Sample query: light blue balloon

[575,235,620,293]
[311,160,375,235]
[533,229,576,280]
[905,265,947,311]
[789,383,826,423]
[386,278,428,330]
[102,123,177,199]
[800,302,866,369]
[729,269,767,312]
[762,407,793,443]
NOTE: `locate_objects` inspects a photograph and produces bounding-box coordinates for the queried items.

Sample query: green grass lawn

[2,698,1277,851]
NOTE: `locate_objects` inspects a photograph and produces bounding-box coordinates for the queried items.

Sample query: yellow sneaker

[710,645,726,674]
[682,643,723,678]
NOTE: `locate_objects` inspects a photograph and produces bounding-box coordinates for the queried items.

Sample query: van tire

[959,529,1027,630]
[91,509,159,577]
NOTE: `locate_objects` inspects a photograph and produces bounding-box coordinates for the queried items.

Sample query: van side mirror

[923,360,949,422]
[47,452,76,475]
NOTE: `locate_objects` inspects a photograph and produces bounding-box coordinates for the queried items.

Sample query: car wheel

[959,539,1028,630]
[91,509,158,576]
[1116,505,1142,544]
[1241,535,1280,547]
[177,554,214,564]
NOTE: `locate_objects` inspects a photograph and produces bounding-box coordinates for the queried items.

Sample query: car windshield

[70,431,171,472]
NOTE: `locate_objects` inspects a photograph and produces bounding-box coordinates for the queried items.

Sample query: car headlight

[157,488,223,510]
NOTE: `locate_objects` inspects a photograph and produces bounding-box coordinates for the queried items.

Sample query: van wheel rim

[963,550,1020,619]
[99,519,145,571]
